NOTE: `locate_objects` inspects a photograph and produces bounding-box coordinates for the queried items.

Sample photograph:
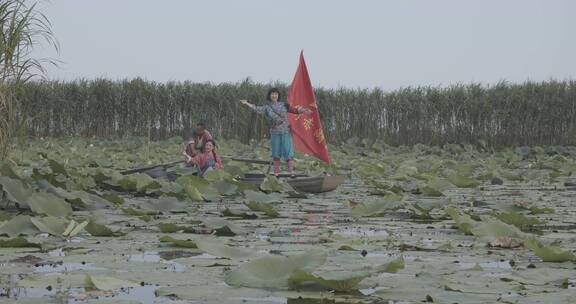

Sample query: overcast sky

[34,0,574,90]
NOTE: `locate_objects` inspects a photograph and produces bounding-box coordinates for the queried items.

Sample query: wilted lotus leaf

[0,176,32,207]
[224,250,327,288]
[350,193,403,218]
[30,216,66,236]
[524,238,576,262]
[62,220,88,238]
[158,235,197,248]
[0,237,42,248]
[195,237,253,259]
[27,192,72,217]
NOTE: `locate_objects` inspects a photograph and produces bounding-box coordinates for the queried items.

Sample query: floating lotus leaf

[121,207,149,216]
[47,158,68,176]
[212,180,238,196]
[244,190,282,203]
[287,270,370,291]
[0,237,41,248]
[183,183,203,202]
[66,190,112,210]
[524,238,576,262]
[26,192,72,217]
[158,235,197,248]
[260,176,283,193]
[157,223,186,233]
[0,176,32,206]
[445,207,477,235]
[351,193,403,218]
[225,250,327,288]
[142,196,190,213]
[375,256,406,273]
[203,169,233,182]
[421,186,444,197]
[0,162,21,179]
[470,218,526,239]
[245,201,279,218]
[447,174,480,188]
[202,218,247,236]
[30,216,66,236]
[495,212,543,228]
[221,208,258,219]
[0,215,39,237]
[85,221,124,237]
[87,275,139,291]
[195,237,253,259]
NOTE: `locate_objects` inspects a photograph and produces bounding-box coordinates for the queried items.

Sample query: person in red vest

[182,122,213,159]
[185,139,222,176]
[241,88,311,177]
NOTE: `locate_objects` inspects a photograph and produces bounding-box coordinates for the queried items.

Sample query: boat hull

[241,174,345,193]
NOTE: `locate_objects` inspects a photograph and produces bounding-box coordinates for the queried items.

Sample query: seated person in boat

[184,139,222,176]
[182,122,213,158]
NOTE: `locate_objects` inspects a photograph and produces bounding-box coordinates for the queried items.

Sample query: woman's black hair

[201,139,217,153]
[266,88,281,101]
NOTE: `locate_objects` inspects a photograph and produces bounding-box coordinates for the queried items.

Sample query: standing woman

[240,88,311,177]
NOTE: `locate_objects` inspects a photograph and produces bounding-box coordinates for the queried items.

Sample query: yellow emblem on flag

[314,128,325,144]
[303,118,314,130]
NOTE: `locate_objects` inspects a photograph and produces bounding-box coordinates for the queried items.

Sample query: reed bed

[12,79,576,147]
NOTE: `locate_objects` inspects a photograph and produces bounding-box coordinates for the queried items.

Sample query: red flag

[287,51,331,164]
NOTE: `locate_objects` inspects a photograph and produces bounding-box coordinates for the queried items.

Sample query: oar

[120,157,272,175]
[120,160,184,175]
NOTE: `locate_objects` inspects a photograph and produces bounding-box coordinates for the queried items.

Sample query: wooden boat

[122,158,346,193]
[241,173,345,193]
